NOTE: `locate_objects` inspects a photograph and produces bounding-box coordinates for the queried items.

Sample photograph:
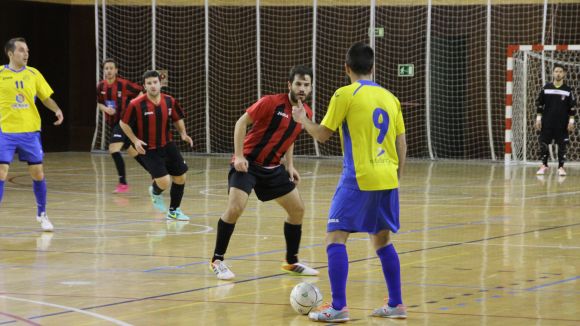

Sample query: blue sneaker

[308,303,349,323]
[148,186,166,212]
[166,208,190,221]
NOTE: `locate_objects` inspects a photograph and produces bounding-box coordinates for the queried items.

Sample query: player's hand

[534,120,542,131]
[134,139,147,155]
[105,107,116,115]
[181,133,194,147]
[54,109,64,126]
[288,166,300,185]
[292,99,306,123]
[233,155,249,172]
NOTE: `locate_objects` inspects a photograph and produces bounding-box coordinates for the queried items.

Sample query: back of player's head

[142,70,160,82]
[346,42,374,75]
[4,37,26,57]
[553,64,566,72]
[288,65,313,83]
[102,58,117,68]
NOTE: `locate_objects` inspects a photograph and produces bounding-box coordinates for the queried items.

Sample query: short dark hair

[102,58,117,68]
[346,42,374,75]
[142,70,160,83]
[4,37,26,56]
[288,65,313,83]
[553,64,566,72]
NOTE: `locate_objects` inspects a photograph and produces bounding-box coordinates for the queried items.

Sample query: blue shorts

[327,187,400,234]
[0,131,44,165]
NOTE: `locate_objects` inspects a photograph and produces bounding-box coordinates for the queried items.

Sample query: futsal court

[0,153,577,325]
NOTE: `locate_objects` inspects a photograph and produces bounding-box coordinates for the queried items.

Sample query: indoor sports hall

[0,0,578,325]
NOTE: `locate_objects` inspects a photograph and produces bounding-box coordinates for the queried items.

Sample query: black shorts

[109,123,131,146]
[140,142,188,179]
[228,163,295,202]
[540,127,569,145]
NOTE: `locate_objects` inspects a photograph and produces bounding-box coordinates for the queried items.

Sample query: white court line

[0,295,133,326]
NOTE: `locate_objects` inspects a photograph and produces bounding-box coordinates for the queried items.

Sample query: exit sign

[398,64,414,77]
[369,27,384,38]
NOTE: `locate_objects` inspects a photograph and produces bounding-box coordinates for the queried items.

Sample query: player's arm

[233,113,253,172]
[292,100,333,143]
[120,104,147,154]
[173,119,193,148]
[39,97,64,126]
[535,88,545,130]
[568,90,577,132]
[396,133,407,179]
[97,103,115,115]
[285,143,300,184]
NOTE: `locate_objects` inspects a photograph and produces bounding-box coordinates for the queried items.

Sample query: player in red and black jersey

[535,64,577,176]
[97,59,147,193]
[209,65,319,280]
[120,70,193,221]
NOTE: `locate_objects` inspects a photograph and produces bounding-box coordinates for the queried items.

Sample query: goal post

[506,44,580,164]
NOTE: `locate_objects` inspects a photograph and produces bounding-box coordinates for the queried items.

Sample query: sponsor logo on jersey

[277,111,289,118]
[15,94,25,103]
[144,111,154,115]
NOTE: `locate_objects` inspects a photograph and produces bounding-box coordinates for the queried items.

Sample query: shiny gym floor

[0,153,578,325]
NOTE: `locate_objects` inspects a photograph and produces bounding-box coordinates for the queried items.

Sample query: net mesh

[511,49,580,163]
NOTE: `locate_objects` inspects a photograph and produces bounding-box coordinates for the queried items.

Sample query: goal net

[507,45,580,163]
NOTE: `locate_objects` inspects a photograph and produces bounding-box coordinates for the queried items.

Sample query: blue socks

[377,244,403,307]
[0,180,4,204]
[32,179,47,216]
[327,243,348,310]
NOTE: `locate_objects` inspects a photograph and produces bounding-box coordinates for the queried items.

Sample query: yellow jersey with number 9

[321,80,405,191]
[0,65,54,133]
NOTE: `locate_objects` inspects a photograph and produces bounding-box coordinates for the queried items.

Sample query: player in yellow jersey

[0,37,64,231]
[293,42,407,322]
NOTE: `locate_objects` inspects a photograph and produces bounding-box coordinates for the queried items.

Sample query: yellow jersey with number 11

[0,65,54,133]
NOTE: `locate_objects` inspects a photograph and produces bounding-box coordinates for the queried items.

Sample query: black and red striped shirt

[241,94,312,166]
[97,77,142,126]
[122,93,185,149]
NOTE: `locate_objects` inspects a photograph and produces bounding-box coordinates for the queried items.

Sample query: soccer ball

[289,282,323,315]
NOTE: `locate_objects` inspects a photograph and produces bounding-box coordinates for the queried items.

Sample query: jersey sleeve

[394,97,406,135]
[34,70,54,101]
[96,83,104,104]
[172,98,185,121]
[321,88,348,131]
[569,88,577,117]
[126,80,143,98]
[536,87,545,115]
[246,96,270,122]
[122,101,136,126]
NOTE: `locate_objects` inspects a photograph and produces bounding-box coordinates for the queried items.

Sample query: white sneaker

[536,165,548,175]
[210,260,235,280]
[281,262,320,276]
[36,212,54,232]
[558,167,567,176]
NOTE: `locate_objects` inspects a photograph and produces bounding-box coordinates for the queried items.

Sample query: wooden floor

[0,153,578,325]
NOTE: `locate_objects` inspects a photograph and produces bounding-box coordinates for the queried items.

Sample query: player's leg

[110,124,128,193]
[127,145,149,172]
[537,130,550,175]
[274,189,318,276]
[144,149,170,212]
[556,131,568,175]
[209,166,254,280]
[0,132,16,205]
[165,144,190,221]
[309,230,350,322]
[20,133,53,231]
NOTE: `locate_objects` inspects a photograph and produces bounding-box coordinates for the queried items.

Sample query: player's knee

[155,176,171,190]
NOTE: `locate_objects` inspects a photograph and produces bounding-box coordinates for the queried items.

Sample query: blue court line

[525,276,580,291]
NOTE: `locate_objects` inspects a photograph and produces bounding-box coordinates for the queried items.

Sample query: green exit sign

[398,64,414,77]
[369,27,384,38]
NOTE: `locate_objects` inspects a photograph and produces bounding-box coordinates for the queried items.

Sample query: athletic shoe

[210,260,235,280]
[113,183,129,193]
[166,208,190,221]
[308,303,349,322]
[371,303,407,319]
[558,167,567,176]
[148,186,166,212]
[536,165,548,175]
[36,212,54,232]
[281,262,319,276]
